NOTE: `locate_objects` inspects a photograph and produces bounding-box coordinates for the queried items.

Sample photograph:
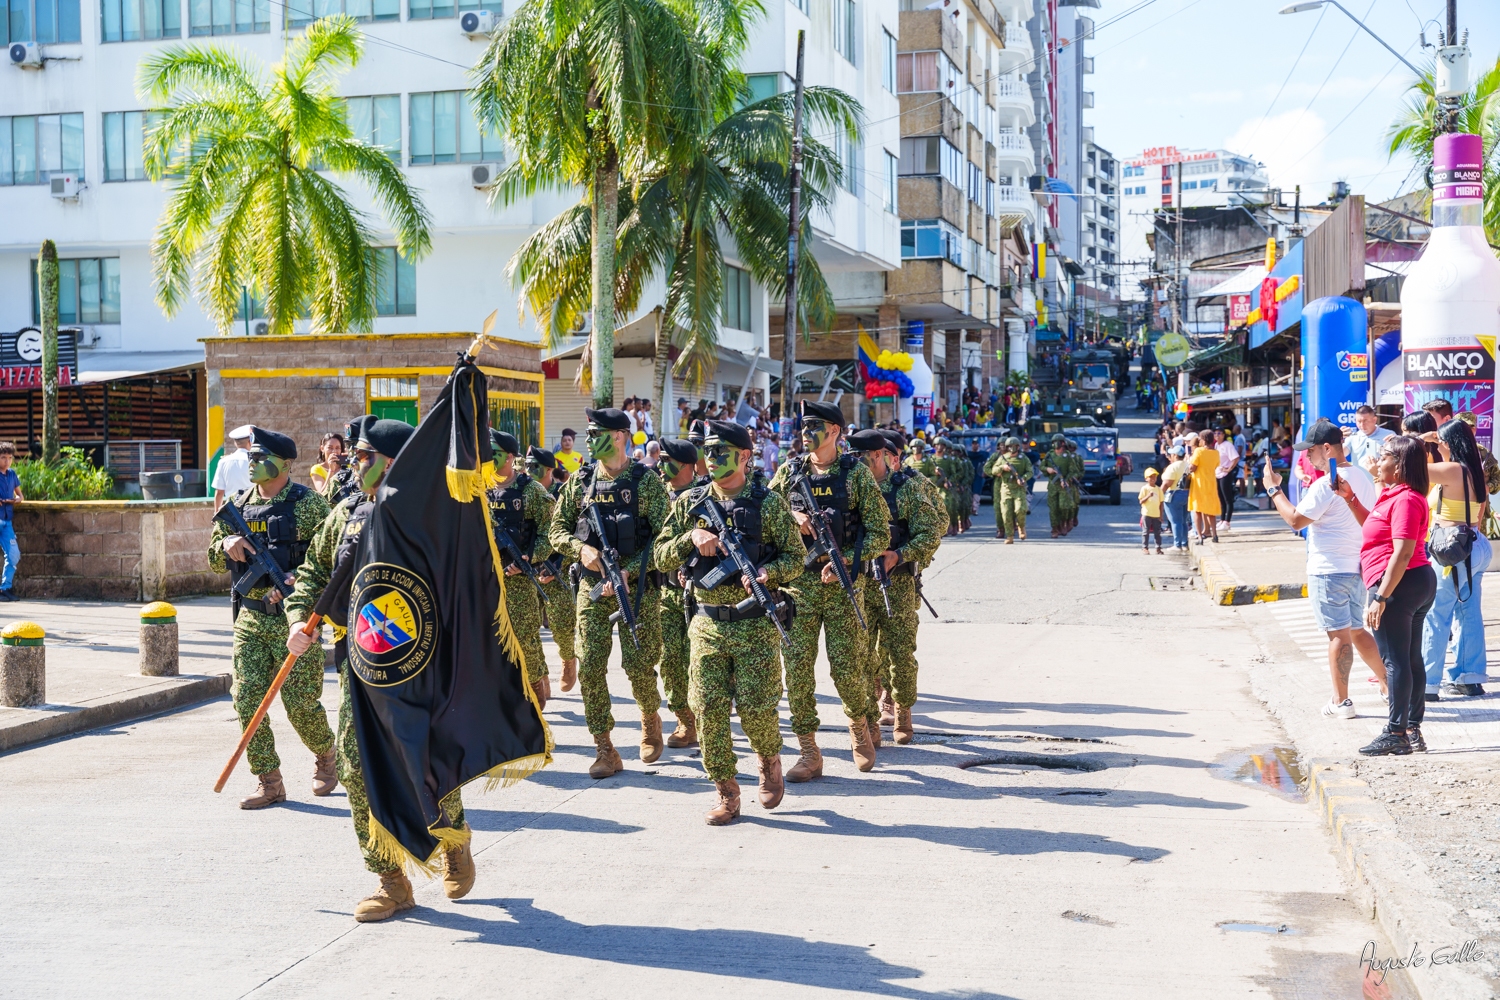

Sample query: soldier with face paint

[487,429,558,708]
[655,437,706,749]
[525,446,579,690]
[207,426,334,810]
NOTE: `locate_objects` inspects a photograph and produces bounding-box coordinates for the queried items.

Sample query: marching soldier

[653,421,805,824]
[207,426,335,810]
[548,408,670,778]
[284,418,475,922]
[851,430,944,744]
[487,430,557,709]
[656,437,705,749]
[768,401,890,778]
[525,446,579,692]
[984,437,1032,543]
[1042,434,1071,539]
[1062,438,1084,533]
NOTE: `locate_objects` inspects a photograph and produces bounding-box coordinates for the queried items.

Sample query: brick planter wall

[13,499,228,601]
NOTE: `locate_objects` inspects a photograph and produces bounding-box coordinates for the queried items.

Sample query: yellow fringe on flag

[445,460,503,503]
[366,813,473,877]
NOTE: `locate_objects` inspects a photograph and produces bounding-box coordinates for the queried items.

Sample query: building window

[884,150,898,212]
[900,219,963,267]
[409,0,483,19]
[101,0,180,40]
[288,0,398,26]
[898,136,963,190]
[4,0,81,42]
[188,0,268,35]
[985,178,995,216]
[967,161,982,205]
[31,257,121,325]
[345,95,401,161]
[103,110,165,181]
[0,114,85,186]
[896,50,959,95]
[881,29,896,92]
[367,375,419,425]
[721,264,751,332]
[372,247,416,316]
[742,73,781,108]
[409,91,504,164]
[834,130,859,194]
[833,0,855,64]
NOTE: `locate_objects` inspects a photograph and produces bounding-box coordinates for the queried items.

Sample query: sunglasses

[801,418,829,434]
[704,445,737,462]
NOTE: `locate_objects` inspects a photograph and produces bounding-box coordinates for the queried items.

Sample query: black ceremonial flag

[348,357,551,871]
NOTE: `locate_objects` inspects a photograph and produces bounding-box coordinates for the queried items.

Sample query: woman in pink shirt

[1338,434,1436,755]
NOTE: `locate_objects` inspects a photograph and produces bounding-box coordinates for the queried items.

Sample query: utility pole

[1173,161,1183,337]
[1435,0,1467,134]
[778,30,806,442]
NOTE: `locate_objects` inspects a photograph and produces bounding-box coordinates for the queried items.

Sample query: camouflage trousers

[504,571,547,680]
[996,486,1029,537]
[232,607,333,775]
[576,582,663,735]
[865,573,920,713]
[658,585,691,717]
[337,658,462,875]
[539,575,577,662]
[782,569,871,736]
[688,615,785,781]
[1047,484,1067,531]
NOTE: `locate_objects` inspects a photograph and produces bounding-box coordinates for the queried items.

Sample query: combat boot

[588,732,624,779]
[895,705,914,745]
[640,712,664,764]
[757,754,785,809]
[867,714,883,750]
[1018,526,1027,541]
[560,658,578,692]
[354,870,416,923]
[705,778,741,826]
[849,718,876,772]
[530,674,551,710]
[666,709,698,748]
[878,687,896,727]
[312,750,338,797]
[785,733,823,782]
[441,830,476,900]
[239,769,286,810]
[1005,536,1014,544]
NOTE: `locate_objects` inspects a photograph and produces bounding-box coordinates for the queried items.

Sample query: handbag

[1427,477,1477,599]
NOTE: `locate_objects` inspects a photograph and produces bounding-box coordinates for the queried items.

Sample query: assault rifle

[792,462,866,629]
[492,521,547,599]
[869,555,894,616]
[584,503,641,648]
[695,497,793,649]
[213,497,294,601]
[542,555,575,600]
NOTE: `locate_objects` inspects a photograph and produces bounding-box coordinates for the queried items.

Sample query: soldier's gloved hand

[579,544,602,573]
[690,528,723,556]
[286,629,316,656]
[741,567,769,593]
[222,535,253,562]
[791,510,814,535]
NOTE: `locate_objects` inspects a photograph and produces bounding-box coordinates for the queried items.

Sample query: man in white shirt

[211,425,254,509]
[1343,405,1394,473]
[1262,417,1389,719]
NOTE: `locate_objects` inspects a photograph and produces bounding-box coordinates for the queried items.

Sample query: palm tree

[472,0,714,406]
[140,16,432,336]
[1386,54,1500,242]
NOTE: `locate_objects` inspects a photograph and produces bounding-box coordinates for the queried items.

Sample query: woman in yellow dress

[1187,436,1221,541]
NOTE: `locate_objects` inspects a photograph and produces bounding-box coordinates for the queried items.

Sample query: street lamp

[1277,1,1425,78]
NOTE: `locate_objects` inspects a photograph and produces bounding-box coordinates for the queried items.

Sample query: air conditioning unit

[9,42,42,68]
[252,320,270,336]
[459,10,497,37]
[470,162,502,189]
[50,174,80,199]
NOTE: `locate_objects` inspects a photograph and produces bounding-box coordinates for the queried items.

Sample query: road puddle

[1209,745,1306,800]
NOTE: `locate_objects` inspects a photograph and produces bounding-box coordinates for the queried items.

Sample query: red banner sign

[1228,294,1252,326]
[0,366,75,390]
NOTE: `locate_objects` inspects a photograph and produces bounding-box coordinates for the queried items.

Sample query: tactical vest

[231,482,312,580]
[574,462,653,558]
[791,454,860,550]
[328,495,373,628]
[490,473,537,556]
[883,469,913,552]
[684,482,778,588]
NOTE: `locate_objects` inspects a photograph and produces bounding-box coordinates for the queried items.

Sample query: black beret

[847,429,887,453]
[585,407,631,432]
[247,426,297,461]
[704,420,752,451]
[344,414,375,443]
[357,418,414,458]
[800,400,844,425]
[661,438,698,465]
[525,446,556,469]
[878,429,907,455]
[489,429,521,456]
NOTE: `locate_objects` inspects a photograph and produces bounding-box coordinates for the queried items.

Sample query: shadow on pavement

[415,898,1023,999]
[464,809,645,836]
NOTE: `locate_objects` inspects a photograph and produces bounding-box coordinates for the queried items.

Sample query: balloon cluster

[863,380,900,400]
[875,350,913,372]
[860,349,916,398]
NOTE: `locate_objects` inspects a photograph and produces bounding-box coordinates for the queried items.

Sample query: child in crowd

[1138,467,1164,555]
[0,442,22,600]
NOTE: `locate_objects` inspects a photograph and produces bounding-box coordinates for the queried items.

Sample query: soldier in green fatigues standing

[655,437,705,750]
[1041,434,1070,538]
[487,429,557,708]
[769,400,891,779]
[525,447,579,693]
[654,420,805,824]
[547,407,670,778]
[1061,439,1084,532]
[208,426,335,810]
[285,419,474,922]
[851,430,945,744]
[984,437,1032,542]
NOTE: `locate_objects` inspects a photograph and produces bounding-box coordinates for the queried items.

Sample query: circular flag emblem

[348,563,437,687]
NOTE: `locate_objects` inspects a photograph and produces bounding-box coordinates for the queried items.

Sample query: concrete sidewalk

[1188,509,1309,606]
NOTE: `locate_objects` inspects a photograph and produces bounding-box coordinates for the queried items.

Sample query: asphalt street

[0,402,1421,999]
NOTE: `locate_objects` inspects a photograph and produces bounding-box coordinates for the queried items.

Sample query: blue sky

[1089,0,1500,204]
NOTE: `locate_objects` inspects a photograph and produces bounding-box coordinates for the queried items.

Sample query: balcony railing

[1004,26,1033,52]
[993,80,1031,105]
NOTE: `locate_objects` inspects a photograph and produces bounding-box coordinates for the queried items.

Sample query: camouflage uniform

[1061,448,1084,527]
[865,469,945,711]
[653,480,805,780]
[984,449,1033,539]
[769,456,891,735]
[537,480,577,662]
[547,459,669,735]
[1041,446,1070,534]
[285,499,462,875]
[208,482,334,776]
[488,473,556,680]
[656,476,707,719]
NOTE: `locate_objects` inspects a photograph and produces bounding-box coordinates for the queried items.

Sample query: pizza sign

[0,328,79,390]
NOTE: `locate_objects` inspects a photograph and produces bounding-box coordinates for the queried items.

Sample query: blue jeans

[1422,532,1491,690]
[0,519,18,589]
[1163,490,1190,548]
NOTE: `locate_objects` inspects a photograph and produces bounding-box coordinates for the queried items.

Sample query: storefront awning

[1183,384,1292,408]
[1183,340,1244,371]
[77,350,204,384]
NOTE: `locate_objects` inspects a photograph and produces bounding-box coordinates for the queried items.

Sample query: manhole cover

[957,751,1107,772]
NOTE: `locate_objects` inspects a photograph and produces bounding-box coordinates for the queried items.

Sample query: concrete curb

[0,673,231,754]
[1189,538,1307,605]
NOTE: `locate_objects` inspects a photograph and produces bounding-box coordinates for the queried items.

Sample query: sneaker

[1359,728,1413,756]
[1441,682,1467,699]
[1321,698,1357,720]
[1462,683,1486,697]
[1425,690,1441,703]
[1407,725,1428,753]
[0,588,15,602]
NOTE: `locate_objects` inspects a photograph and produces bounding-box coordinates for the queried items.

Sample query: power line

[1239,4,1326,151]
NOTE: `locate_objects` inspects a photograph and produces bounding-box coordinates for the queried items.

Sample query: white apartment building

[1118,145,1270,300]
[0,0,901,444]
[1080,137,1118,305]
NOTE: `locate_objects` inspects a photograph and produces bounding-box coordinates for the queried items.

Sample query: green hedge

[15,447,117,501]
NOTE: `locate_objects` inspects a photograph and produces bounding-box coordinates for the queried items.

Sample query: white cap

[229,425,254,440]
